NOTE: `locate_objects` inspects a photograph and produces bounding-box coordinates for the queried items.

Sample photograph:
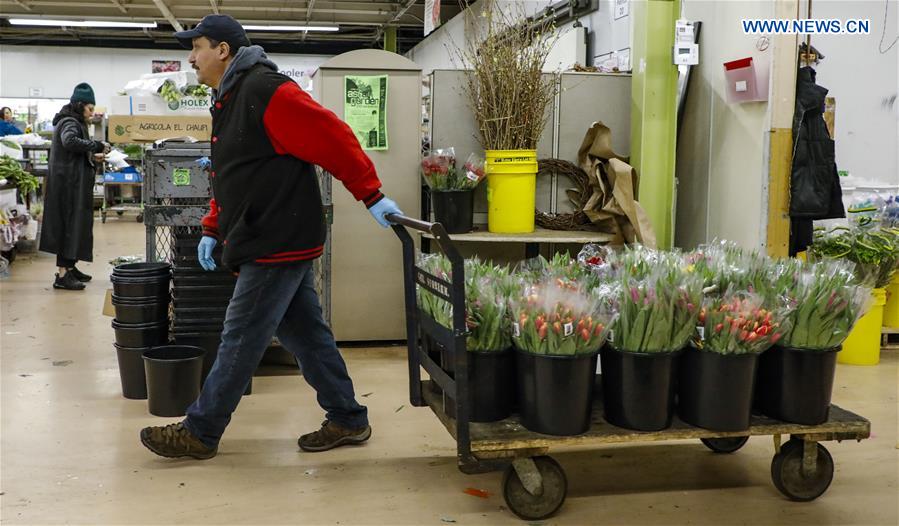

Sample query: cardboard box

[108,115,211,143]
[110,95,212,116]
[102,289,115,317]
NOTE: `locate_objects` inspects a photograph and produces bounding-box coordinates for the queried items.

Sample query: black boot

[53,272,85,291]
[69,266,92,282]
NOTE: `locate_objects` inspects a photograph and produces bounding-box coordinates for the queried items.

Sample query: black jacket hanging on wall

[789,66,844,255]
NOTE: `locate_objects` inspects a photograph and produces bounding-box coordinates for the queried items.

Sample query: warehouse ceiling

[0,0,464,54]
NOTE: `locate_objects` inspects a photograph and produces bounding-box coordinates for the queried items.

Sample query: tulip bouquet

[416,254,515,352]
[511,278,614,356]
[465,259,516,352]
[695,291,788,354]
[515,251,602,290]
[610,264,704,353]
[421,148,486,191]
[688,241,776,302]
[777,260,872,350]
[416,253,453,328]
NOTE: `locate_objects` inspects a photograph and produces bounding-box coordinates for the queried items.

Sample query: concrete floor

[1,219,897,525]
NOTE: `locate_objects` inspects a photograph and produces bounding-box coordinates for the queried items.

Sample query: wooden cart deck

[422,385,871,454]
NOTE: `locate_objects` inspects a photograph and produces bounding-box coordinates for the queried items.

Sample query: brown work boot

[140,422,217,460]
[298,420,372,452]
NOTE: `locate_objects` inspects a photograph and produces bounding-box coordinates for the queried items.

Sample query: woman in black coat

[39,83,111,290]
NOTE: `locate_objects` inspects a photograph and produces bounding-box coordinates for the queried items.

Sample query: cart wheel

[701,436,750,454]
[771,439,834,502]
[101,211,107,224]
[136,214,143,223]
[116,210,124,216]
[502,456,567,521]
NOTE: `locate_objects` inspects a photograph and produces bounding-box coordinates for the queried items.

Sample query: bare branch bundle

[454,2,559,151]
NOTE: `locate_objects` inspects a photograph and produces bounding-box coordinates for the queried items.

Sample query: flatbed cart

[388,214,872,521]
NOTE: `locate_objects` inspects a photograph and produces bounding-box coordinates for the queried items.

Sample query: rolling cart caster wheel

[136,214,143,224]
[701,436,750,454]
[101,212,107,224]
[502,456,567,521]
[771,438,834,501]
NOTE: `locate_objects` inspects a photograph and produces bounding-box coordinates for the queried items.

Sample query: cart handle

[386,213,437,234]
[387,213,462,266]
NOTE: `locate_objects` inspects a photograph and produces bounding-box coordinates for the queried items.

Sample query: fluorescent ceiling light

[9,18,158,28]
[243,24,339,32]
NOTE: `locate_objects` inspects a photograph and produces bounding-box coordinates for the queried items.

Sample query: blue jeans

[183,261,368,447]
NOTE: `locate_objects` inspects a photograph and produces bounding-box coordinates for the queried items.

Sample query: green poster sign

[344,75,388,151]
[172,168,191,186]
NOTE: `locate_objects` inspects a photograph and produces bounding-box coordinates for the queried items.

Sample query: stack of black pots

[111,262,172,399]
[170,232,249,393]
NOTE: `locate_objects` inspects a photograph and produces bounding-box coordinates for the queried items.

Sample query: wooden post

[765,0,800,258]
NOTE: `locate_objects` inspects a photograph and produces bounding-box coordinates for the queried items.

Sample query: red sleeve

[263,81,385,207]
[201,197,220,239]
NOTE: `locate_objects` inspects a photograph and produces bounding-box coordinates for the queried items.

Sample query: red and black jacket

[201,63,384,269]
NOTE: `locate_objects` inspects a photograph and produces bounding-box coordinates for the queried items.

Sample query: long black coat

[790,67,844,220]
[39,105,105,262]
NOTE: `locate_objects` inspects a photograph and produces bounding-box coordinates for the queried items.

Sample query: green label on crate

[172,168,191,186]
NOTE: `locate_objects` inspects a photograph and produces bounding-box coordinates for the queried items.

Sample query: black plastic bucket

[601,346,681,431]
[757,345,839,425]
[111,319,168,348]
[111,275,171,299]
[112,262,171,278]
[173,295,229,309]
[516,350,598,436]
[112,298,169,324]
[114,343,148,399]
[431,190,474,234]
[678,346,759,431]
[443,349,516,422]
[142,345,205,417]
[174,334,252,396]
[172,285,234,300]
[174,333,221,378]
[173,307,228,319]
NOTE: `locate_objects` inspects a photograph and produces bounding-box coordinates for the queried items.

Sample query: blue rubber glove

[197,236,217,271]
[196,157,211,172]
[368,197,403,228]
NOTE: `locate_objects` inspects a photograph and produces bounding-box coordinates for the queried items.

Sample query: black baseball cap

[174,14,251,50]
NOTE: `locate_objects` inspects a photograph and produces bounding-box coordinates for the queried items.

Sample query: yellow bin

[882,274,899,328]
[839,288,886,366]
[485,149,538,233]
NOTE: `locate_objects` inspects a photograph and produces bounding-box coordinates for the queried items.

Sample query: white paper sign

[512,322,520,338]
[614,0,629,20]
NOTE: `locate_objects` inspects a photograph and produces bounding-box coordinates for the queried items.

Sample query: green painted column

[384,26,398,53]
[630,0,679,249]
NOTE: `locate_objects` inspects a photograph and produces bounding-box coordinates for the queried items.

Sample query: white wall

[577,0,634,69]
[811,0,898,186]
[675,0,775,250]
[406,0,588,74]
[0,45,330,107]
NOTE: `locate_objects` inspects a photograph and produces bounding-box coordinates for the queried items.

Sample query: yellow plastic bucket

[485,149,538,233]
[839,288,886,366]
[882,274,899,328]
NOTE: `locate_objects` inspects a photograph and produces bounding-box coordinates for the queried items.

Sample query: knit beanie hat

[70,83,96,105]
